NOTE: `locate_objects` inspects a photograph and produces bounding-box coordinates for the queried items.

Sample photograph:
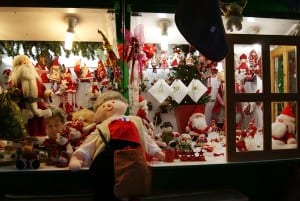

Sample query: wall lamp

[158,19,171,51]
[64,16,78,50]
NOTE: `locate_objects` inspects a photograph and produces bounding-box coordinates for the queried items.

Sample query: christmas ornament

[187,79,208,103]
[170,79,188,104]
[122,24,148,84]
[148,79,172,103]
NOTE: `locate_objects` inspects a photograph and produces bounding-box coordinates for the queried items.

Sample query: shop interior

[0,1,300,201]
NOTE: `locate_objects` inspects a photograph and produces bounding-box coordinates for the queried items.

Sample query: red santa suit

[19,79,49,137]
[186,108,209,141]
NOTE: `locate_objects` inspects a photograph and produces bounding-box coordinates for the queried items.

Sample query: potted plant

[165,52,211,133]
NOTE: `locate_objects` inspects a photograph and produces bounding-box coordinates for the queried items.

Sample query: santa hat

[189,107,205,121]
[240,53,247,60]
[280,105,295,122]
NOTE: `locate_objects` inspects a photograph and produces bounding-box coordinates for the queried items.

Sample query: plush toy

[156,121,180,148]
[136,95,155,136]
[89,79,100,101]
[212,71,225,129]
[46,129,73,167]
[15,138,40,169]
[177,133,193,152]
[69,90,165,200]
[71,108,96,135]
[10,55,53,137]
[272,104,297,149]
[185,108,209,141]
[64,108,96,150]
[220,0,248,32]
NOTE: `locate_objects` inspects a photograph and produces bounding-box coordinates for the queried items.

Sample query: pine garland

[0,41,102,60]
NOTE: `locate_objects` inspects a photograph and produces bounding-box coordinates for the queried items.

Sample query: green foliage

[0,40,102,60]
[0,87,27,141]
[167,61,210,109]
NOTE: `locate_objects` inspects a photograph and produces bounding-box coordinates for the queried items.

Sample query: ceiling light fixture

[158,19,171,51]
[64,16,78,50]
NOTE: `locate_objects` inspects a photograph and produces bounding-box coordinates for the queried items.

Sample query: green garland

[0,40,103,60]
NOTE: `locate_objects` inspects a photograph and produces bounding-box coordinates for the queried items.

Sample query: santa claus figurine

[185,107,209,141]
[10,55,52,137]
[89,78,100,101]
[136,95,155,136]
[272,104,297,148]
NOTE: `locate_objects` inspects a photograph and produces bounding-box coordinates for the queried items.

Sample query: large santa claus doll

[185,107,209,141]
[10,55,52,137]
[272,104,297,148]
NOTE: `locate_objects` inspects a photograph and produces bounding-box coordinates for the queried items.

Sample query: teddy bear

[9,54,53,137]
[64,108,96,150]
[71,108,96,135]
[220,0,248,32]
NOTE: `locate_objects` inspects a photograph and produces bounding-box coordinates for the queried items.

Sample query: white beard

[272,121,288,139]
[191,116,208,130]
[11,62,40,98]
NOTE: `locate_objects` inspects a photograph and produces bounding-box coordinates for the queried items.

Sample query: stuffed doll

[156,121,180,148]
[15,138,40,169]
[46,129,73,167]
[9,55,53,137]
[272,104,297,149]
[185,108,209,141]
[89,79,100,101]
[71,108,96,135]
[69,90,165,201]
[136,95,155,136]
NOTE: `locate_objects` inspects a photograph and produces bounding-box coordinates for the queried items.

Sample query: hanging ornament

[148,79,172,103]
[170,79,188,104]
[187,79,208,102]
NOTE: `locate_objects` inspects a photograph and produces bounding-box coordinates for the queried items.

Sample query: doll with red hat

[136,95,155,136]
[272,104,297,148]
[89,78,100,101]
[69,90,165,201]
[10,55,53,137]
[185,107,209,141]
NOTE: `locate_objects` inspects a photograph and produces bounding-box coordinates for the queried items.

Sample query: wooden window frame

[225,34,300,162]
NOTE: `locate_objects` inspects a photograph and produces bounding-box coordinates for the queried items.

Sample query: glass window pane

[236,101,264,152]
[270,45,297,93]
[272,102,297,150]
[234,44,263,94]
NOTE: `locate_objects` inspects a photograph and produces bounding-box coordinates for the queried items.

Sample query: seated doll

[69,90,165,201]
